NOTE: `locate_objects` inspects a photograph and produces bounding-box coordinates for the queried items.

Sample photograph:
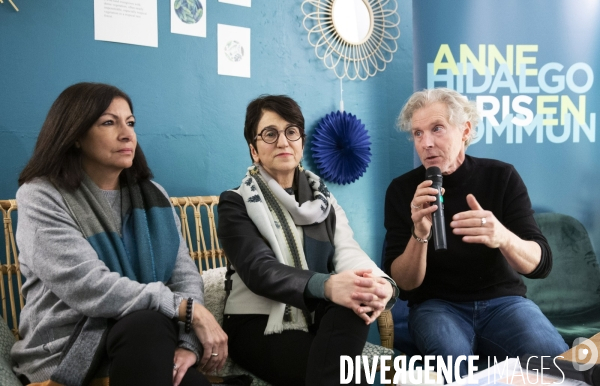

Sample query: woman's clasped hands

[324,269,393,325]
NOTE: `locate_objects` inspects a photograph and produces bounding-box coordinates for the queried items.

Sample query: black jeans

[224,302,370,386]
[106,310,210,386]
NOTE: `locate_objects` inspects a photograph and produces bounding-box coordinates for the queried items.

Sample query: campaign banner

[413,0,600,253]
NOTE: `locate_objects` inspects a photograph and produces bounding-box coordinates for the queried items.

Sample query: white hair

[397,88,479,147]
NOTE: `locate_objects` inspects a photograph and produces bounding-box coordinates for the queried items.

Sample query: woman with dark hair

[12,82,227,386]
[217,95,398,386]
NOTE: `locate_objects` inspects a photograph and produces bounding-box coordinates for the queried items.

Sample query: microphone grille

[425,166,442,182]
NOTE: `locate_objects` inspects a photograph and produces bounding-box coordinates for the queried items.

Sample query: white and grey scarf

[238,164,332,334]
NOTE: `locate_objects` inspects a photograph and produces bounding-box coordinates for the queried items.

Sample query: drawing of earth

[224,41,244,62]
[174,0,203,24]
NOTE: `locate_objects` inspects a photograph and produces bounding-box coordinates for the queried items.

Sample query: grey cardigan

[11,178,204,383]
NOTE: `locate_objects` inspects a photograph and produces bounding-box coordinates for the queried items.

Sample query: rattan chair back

[0,200,22,339]
[0,196,393,352]
[169,196,227,272]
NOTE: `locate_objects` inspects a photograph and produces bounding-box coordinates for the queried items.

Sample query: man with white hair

[384,88,567,379]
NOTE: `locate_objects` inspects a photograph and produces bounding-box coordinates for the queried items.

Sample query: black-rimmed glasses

[255,126,304,144]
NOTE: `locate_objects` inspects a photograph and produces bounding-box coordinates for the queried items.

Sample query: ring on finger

[211,353,219,357]
[173,364,178,371]
[411,203,421,209]
[481,217,487,226]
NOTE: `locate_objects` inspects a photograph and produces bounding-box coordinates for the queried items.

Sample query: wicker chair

[167,196,394,351]
[2,197,394,342]
[169,196,227,273]
[0,196,394,385]
[0,200,21,339]
[1,197,395,383]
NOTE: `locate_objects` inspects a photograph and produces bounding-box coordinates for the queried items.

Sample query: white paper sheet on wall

[171,0,207,37]
[219,0,251,7]
[217,24,251,78]
[94,0,158,47]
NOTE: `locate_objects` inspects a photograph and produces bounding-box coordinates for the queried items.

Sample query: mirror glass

[332,0,372,45]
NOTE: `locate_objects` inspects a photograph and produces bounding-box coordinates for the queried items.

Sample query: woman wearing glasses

[217,95,398,386]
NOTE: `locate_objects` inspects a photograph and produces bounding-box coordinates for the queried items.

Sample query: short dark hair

[19,82,152,190]
[243,95,305,161]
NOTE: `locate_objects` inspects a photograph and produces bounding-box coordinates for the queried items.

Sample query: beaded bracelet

[185,297,193,333]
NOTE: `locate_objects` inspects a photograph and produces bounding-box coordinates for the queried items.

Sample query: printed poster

[217,24,251,78]
[171,0,207,38]
[94,0,158,47]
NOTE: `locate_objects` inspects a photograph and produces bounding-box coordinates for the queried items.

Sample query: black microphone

[425,167,447,251]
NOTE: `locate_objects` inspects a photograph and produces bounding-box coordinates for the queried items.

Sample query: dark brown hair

[19,82,152,190]
[243,95,305,161]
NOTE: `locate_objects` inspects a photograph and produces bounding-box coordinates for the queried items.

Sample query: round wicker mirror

[331,0,372,45]
[302,0,400,80]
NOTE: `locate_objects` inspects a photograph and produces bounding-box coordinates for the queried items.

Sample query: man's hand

[409,180,439,239]
[450,194,510,248]
[450,194,542,274]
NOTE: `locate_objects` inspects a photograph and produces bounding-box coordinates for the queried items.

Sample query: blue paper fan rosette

[311,111,372,185]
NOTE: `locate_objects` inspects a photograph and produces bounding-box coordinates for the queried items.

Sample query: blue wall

[0,1,414,263]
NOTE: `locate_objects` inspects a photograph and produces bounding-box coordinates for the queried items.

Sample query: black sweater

[384,155,551,305]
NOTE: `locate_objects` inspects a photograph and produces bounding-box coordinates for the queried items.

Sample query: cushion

[202,268,268,385]
[0,318,21,386]
[201,267,395,384]
[202,267,228,326]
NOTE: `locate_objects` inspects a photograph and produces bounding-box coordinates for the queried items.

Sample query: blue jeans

[408,296,568,380]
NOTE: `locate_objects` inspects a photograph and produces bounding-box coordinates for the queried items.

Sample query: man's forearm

[390,237,428,291]
[499,232,542,275]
